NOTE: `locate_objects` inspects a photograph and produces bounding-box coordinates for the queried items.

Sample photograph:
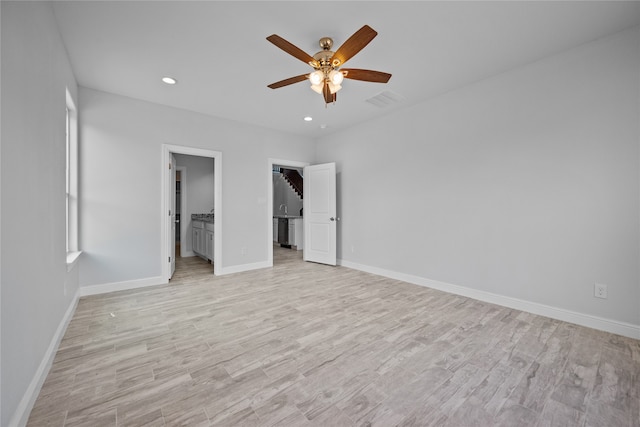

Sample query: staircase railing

[280,168,303,199]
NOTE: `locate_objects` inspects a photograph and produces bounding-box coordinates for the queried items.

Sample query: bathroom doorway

[162,144,222,281]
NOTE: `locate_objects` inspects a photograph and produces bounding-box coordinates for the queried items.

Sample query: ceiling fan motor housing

[312,50,336,68]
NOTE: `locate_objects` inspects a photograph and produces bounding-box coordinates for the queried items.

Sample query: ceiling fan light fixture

[328,82,342,94]
[329,69,344,85]
[309,70,324,86]
[310,83,324,94]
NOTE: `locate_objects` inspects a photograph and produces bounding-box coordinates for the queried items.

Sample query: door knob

[330,217,340,221]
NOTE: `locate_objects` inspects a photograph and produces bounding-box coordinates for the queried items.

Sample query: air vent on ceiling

[365,90,405,108]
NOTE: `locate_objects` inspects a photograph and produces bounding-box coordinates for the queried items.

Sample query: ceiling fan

[266,25,392,106]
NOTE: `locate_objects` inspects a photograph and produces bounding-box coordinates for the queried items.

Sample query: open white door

[303,162,337,266]
[170,154,177,278]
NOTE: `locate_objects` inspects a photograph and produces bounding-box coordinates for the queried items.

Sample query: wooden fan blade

[267,34,318,67]
[342,68,392,83]
[268,74,308,89]
[322,82,336,104]
[331,25,377,67]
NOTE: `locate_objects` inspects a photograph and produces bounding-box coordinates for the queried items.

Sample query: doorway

[267,158,309,266]
[162,144,222,281]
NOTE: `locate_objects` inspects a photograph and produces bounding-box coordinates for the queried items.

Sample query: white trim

[219,261,271,276]
[66,250,82,272]
[161,144,222,279]
[9,289,80,427]
[79,276,165,297]
[65,89,79,254]
[267,158,309,266]
[338,259,640,340]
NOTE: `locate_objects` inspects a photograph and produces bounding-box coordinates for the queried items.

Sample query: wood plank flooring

[28,247,640,426]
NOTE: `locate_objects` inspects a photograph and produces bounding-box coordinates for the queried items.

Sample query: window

[66,90,80,269]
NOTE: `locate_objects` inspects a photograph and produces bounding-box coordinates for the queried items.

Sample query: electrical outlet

[594,283,608,299]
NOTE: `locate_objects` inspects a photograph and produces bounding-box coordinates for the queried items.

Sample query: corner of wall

[8,289,80,427]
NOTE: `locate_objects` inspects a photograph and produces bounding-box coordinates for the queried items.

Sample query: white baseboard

[10,289,80,427]
[79,276,165,297]
[338,259,640,340]
[219,261,271,276]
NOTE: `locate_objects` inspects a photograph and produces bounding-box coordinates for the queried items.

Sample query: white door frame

[267,158,309,266]
[170,154,177,278]
[162,144,222,279]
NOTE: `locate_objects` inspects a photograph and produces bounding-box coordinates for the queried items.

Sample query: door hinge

[169,209,171,216]
[168,256,171,263]
[169,162,172,169]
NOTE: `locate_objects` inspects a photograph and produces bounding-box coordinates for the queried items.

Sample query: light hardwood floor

[28,247,639,426]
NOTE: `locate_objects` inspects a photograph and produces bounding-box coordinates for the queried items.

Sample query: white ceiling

[52,1,640,138]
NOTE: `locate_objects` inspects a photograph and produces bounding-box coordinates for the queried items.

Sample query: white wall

[0,2,79,425]
[174,154,214,256]
[317,28,640,333]
[79,88,315,287]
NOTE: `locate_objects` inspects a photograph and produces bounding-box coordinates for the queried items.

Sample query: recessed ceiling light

[162,77,177,85]
[303,116,313,122]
